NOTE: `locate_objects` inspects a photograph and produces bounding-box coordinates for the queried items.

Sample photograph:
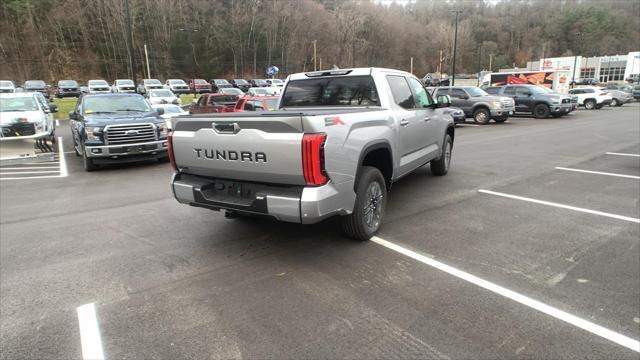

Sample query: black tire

[610,99,619,107]
[430,134,453,176]
[533,104,550,118]
[595,103,604,109]
[158,156,170,163]
[584,99,596,110]
[472,108,490,124]
[341,166,387,241]
[82,146,98,172]
[72,135,81,156]
[493,116,508,123]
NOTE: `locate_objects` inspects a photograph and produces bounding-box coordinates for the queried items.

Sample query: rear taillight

[600,92,607,96]
[302,133,328,186]
[167,131,177,171]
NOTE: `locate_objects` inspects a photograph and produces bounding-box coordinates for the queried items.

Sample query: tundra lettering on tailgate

[193,148,267,163]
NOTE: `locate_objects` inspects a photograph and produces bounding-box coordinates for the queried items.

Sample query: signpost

[266,66,279,79]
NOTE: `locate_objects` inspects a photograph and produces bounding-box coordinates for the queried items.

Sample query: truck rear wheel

[430,134,452,176]
[342,166,386,241]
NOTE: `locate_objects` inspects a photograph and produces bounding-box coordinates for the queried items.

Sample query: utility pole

[179,27,198,80]
[352,39,356,68]
[144,44,151,79]
[438,49,444,77]
[450,10,462,86]
[319,57,322,70]
[124,0,137,86]
[410,57,413,74]
[313,40,317,71]
[476,43,482,86]
[571,32,583,87]
[489,54,493,72]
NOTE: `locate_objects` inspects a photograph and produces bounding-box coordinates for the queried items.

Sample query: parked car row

[425,82,637,125]
[0,76,287,99]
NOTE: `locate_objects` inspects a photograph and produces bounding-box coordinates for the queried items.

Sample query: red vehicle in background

[231,96,280,112]
[190,93,239,114]
[189,79,212,93]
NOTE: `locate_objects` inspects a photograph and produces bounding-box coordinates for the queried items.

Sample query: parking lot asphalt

[1,104,639,359]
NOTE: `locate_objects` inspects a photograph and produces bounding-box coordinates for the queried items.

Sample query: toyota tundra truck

[169,68,455,240]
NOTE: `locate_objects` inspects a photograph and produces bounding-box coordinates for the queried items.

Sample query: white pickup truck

[169,68,455,240]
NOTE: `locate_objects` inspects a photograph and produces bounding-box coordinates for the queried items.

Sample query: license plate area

[200,180,256,206]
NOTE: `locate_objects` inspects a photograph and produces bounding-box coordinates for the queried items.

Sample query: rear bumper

[85,140,168,158]
[172,173,350,224]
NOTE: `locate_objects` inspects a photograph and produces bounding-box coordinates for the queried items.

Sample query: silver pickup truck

[169,68,455,240]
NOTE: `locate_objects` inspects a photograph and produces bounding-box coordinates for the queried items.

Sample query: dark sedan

[55,80,81,98]
[229,79,251,92]
[23,80,50,99]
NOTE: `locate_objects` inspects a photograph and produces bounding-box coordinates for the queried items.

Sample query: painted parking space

[0,137,68,181]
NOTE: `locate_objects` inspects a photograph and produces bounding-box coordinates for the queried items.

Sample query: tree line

[1,0,638,83]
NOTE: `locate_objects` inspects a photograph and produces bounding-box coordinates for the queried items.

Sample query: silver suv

[433,86,515,124]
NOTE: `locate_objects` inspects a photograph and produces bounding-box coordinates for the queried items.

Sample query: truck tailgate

[172,115,306,185]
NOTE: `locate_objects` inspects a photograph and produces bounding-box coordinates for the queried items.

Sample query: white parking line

[606,152,640,158]
[0,170,60,175]
[478,189,640,223]
[58,137,68,177]
[0,167,60,170]
[0,137,67,181]
[555,167,640,180]
[76,303,105,360]
[457,124,480,127]
[370,236,640,353]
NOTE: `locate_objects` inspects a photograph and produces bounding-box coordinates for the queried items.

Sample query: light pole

[570,32,583,87]
[124,0,137,86]
[450,10,462,86]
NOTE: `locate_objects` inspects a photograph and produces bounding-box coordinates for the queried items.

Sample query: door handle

[400,119,409,126]
[424,116,431,122]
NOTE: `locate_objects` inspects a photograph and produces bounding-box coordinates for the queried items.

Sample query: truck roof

[288,67,415,81]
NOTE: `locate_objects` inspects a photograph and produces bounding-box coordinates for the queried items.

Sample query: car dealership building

[524,51,640,83]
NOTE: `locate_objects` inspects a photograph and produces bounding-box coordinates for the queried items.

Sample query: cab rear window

[281,76,379,107]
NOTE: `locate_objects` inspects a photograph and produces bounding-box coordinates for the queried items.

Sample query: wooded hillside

[1,0,638,82]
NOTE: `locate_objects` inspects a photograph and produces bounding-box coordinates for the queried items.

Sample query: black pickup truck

[69,93,169,171]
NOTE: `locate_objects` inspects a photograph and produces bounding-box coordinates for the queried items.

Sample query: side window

[386,75,414,109]
[450,88,466,99]
[407,78,433,108]
[585,89,595,93]
[515,87,530,96]
[198,96,207,106]
[504,87,516,95]
[235,99,244,110]
[252,100,265,110]
[435,88,449,97]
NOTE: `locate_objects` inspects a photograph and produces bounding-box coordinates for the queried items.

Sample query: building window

[580,67,595,79]
[600,66,625,82]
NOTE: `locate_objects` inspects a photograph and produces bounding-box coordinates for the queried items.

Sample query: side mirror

[460,94,469,100]
[156,108,165,116]
[436,95,451,108]
[69,111,78,120]
[49,104,58,113]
